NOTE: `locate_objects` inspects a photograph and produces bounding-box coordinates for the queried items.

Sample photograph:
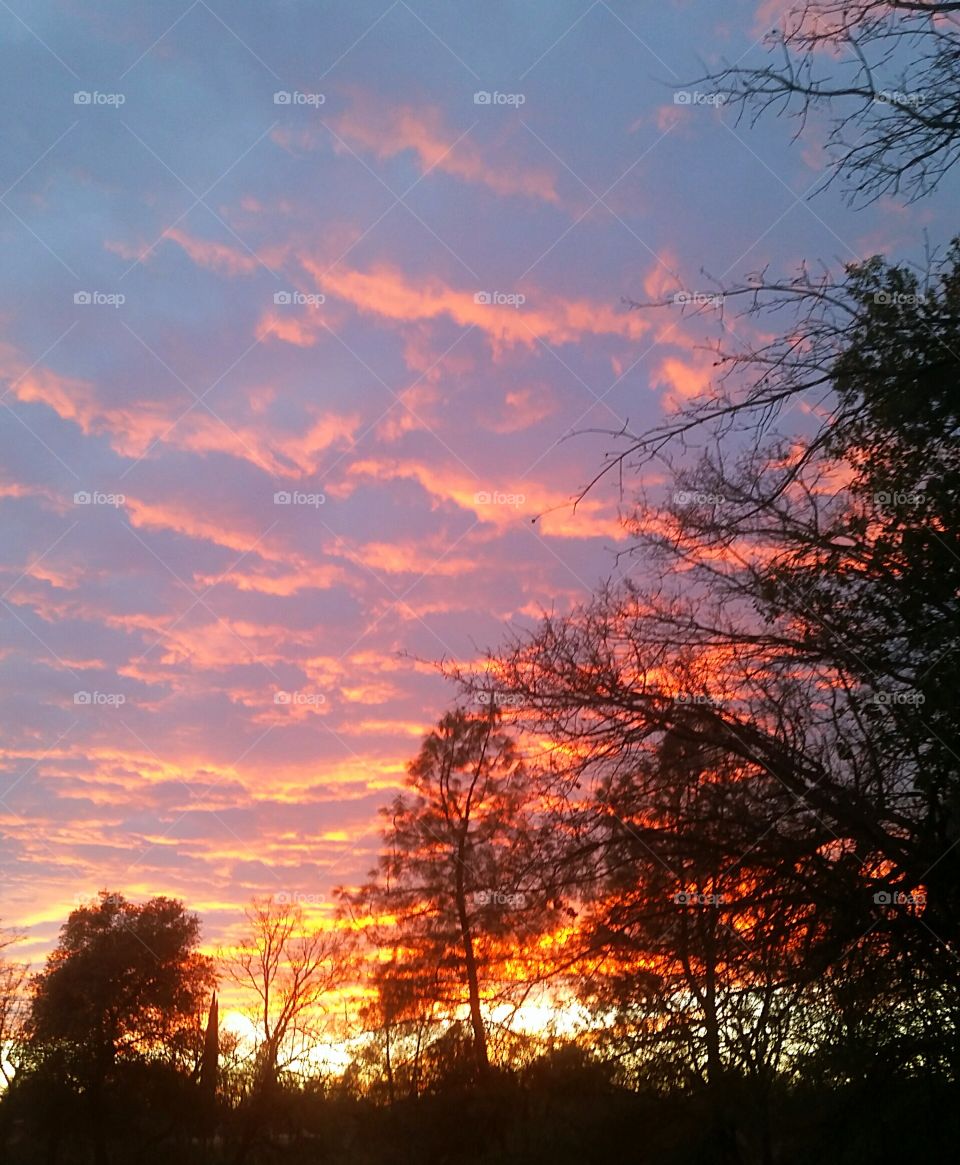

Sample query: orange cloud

[331,537,479,577]
[304,261,650,354]
[485,385,557,433]
[347,457,626,540]
[161,227,260,276]
[652,354,716,404]
[4,339,358,477]
[255,309,324,348]
[318,95,559,203]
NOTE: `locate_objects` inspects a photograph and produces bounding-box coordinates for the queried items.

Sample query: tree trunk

[454,841,488,1076]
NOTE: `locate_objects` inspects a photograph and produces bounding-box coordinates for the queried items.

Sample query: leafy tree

[24,891,214,1163]
[342,706,563,1079]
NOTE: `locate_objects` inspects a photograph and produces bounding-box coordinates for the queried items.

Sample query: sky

[1,0,955,965]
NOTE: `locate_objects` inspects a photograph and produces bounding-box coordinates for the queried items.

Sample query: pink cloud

[305,261,651,353]
[298,94,559,203]
[347,457,626,540]
[651,353,716,405]
[161,227,260,277]
[4,338,359,477]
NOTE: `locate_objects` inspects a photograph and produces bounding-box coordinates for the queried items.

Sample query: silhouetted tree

[704,0,960,203]
[24,891,214,1164]
[342,706,563,1081]
[224,897,349,1162]
[23,890,214,1155]
[459,246,960,1103]
[199,989,219,1137]
[0,925,26,1089]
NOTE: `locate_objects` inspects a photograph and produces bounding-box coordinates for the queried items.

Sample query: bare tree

[224,898,350,1163]
[702,0,960,203]
[0,925,27,1087]
[225,898,349,1088]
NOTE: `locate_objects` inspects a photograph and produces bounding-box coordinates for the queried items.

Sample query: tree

[0,925,26,1089]
[24,891,214,1163]
[0,925,28,1162]
[224,897,349,1163]
[342,706,564,1080]
[461,246,960,1096]
[199,990,219,1131]
[227,897,348,1088]
[354,949,443,1101]
[704,0,960,203]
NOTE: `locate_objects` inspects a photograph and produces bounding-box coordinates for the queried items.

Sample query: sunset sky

[1,0,955,964]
